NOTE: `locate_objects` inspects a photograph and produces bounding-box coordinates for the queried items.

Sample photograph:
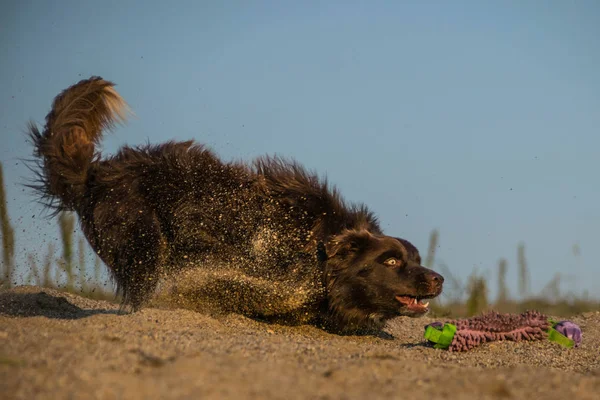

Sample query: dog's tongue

[395,295,429,310]
[395,296,414,306]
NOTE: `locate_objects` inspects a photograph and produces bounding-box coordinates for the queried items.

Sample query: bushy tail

[27,76,130,213]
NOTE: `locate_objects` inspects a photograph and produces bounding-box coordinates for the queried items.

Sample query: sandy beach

[1,286,598,399]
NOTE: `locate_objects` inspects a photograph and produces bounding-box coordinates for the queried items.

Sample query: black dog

[28,77,443,332]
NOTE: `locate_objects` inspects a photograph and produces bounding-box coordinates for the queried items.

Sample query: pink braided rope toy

[424,310,582,352]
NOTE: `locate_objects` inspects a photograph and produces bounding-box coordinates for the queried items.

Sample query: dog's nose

[426,271,444,286]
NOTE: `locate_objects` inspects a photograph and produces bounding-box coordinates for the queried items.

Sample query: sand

[1,286,599,399]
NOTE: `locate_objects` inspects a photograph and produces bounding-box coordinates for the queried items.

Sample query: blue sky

[1,1,599,300]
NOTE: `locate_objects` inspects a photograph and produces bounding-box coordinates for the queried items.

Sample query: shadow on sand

[0,290,121,319]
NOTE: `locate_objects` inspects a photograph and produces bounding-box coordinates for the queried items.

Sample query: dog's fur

[27,77,443,332]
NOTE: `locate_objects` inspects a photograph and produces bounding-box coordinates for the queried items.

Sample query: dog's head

[319,230,444,331]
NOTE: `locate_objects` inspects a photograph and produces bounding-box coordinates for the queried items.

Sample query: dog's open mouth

[395,295,431,313]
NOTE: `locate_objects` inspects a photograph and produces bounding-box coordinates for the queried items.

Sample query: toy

[424,310,582,352]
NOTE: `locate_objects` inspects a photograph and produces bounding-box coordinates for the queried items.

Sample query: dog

[27,77,443,333]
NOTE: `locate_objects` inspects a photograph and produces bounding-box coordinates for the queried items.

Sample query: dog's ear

[327,240,359,259]
[326,230,372,259]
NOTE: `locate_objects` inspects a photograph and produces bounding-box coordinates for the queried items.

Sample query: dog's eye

[384,258,400,267]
